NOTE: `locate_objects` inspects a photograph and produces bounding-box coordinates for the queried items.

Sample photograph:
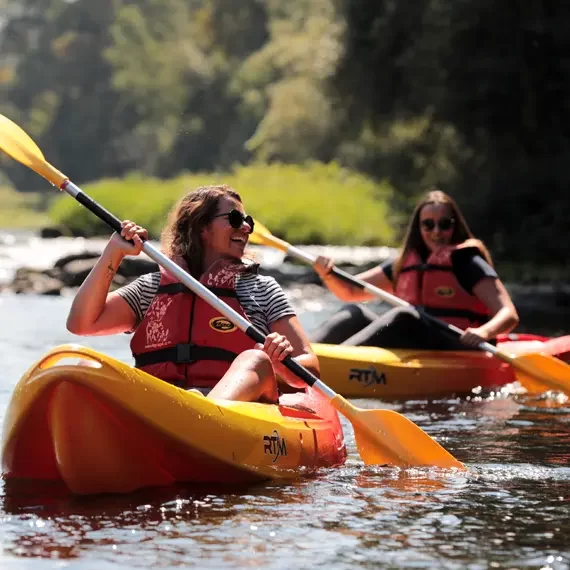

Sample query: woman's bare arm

[66,221,147,336]
[460,277,520,346]
[315,258,394,302]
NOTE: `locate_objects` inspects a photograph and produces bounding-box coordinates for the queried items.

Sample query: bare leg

[207,349,279,403]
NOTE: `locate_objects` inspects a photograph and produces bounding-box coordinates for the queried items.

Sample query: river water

[1,240,569,569]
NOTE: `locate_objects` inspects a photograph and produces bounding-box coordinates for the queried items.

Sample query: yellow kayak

[2,345,346,495]
[313,343,517,399]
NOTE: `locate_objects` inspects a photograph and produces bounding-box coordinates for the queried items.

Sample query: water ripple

[0,297,568,569]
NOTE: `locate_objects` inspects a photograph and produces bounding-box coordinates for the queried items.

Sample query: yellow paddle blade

[330,395,464,469]
[249,219,273,244]
[0,114,67,187]
[249,219,290,252]
[509,352,570,396]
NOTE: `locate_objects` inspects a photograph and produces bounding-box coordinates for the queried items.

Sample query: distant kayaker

[67,185,317,402]
[311,189,520,350]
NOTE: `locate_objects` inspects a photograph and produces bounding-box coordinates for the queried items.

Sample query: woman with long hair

[310,189,519,350]
[67,185,317,402]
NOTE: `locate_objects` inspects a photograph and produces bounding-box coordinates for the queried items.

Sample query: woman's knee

[343,303,367,319]
[209,348,277,403]
[235,348,274,377]
[237,349,278,402]
[390,306,422,325]
[311,302,376,344]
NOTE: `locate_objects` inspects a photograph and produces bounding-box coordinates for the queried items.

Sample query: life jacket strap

[400,263,451,273]
[156,283,239,298]
[134,343,238,367]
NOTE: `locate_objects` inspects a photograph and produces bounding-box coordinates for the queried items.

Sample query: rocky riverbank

[0,231,395,295]
[1,231,569,333]
[7,252,158,295]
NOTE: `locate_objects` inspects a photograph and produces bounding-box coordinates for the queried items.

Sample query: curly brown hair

[393,189,493,281]
[161,184,242,277]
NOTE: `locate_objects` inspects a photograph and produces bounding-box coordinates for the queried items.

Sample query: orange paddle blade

[330,395,465,469]
[0,114,67,187]
[509,352,570,396]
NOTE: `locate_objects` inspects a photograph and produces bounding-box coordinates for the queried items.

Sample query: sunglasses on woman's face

[420,217,455,232]
[213,209,254,233]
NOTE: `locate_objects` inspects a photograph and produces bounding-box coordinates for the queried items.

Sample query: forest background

[1,0,568,281]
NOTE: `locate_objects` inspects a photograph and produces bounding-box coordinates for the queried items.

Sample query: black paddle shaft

[72,186,125,236]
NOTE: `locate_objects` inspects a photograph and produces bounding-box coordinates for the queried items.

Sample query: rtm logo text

[263,430,287,462]
[348,367,387,387]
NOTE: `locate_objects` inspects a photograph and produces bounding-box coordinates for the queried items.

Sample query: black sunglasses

[213,209,254,233]
[420,217,455,232]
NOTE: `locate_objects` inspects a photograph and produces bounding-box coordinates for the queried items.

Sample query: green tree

[1,0,135,188]
[238,0,345,162]
[106,0,269,175]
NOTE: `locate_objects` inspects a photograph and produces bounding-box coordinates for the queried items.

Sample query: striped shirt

[116,271,296,335]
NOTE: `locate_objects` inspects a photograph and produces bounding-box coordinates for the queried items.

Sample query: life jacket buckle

[176,343,196,364]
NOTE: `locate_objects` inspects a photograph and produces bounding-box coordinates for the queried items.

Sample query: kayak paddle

[250,220,570,397]
[0,113,464,470]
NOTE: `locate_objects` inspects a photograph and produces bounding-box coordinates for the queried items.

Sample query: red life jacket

[394,243,491,329]
[130,259,257,389]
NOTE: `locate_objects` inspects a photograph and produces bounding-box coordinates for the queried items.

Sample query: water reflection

[1,481,312,564]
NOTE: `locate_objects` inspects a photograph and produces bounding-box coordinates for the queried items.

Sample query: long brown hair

[392,189,493,281]
[161,184,242,277]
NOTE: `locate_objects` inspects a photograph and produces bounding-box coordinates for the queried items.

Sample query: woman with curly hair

[67,185,317,402]
[310,189,519,350]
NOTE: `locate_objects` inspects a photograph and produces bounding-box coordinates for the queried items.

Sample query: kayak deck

[2,345,346,495]
[313,343,517,399]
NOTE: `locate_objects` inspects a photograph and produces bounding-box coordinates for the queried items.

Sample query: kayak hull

[2,345,346,495]
[313,343,517,399]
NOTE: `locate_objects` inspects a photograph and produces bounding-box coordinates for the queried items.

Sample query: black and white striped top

[116,272,296,335]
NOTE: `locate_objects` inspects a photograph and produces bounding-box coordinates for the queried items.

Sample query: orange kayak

[2,345,346,495]
[312,334,570,400]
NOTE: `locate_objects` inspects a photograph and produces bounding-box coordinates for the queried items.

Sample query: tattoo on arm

[105,261,116,282]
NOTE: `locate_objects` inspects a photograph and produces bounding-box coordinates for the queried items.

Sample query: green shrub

[48,162,397,245]
[0,186,51,229]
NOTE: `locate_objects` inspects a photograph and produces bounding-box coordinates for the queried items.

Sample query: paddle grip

[64,182,137,244]
[244,326,318,386]
[286,246,372,292]
[281,355,318,386]
[286,245,407,304]
[75,192,123,234]
[244,326,266,345]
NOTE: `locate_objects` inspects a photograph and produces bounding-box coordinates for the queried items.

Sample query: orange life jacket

[394,244,491,330]
[130,259,257,389]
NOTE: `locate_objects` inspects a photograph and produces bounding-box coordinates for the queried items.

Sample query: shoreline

[1,231,569,335]
[0,230,397,290]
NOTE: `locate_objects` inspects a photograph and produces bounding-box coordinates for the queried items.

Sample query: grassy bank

[0,186,51,229]
[48,162,398,245]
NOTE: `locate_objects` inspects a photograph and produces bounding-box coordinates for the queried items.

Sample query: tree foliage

[1,0,568,267]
